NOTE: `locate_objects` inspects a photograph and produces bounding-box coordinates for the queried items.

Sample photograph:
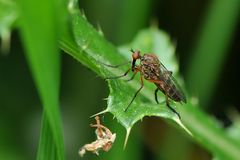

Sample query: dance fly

[103,49,186,119]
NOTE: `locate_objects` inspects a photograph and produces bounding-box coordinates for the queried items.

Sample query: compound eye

[132,51,140,60]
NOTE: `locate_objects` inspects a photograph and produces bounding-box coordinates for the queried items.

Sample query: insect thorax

[140,54,161,80]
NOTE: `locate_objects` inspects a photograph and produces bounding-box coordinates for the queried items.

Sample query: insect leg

[154,88,159,104]
[125,70,138,82]
[104,68,131,80]
[124,74,144,112]
[98,60,131,68]
[165,96,181,119]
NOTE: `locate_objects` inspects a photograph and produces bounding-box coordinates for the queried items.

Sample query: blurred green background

[0,0,239,159]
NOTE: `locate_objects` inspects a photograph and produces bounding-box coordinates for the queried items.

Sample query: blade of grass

[17,0,66,159]
[186,0,240,107]
[37,113,56,160]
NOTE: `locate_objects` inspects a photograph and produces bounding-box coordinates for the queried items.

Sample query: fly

[103,49,186,119]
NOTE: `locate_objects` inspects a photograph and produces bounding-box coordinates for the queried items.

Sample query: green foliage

[60,1,240,159]
[63,0,190,138]
[16,0,67,159]
[1,0,240,159]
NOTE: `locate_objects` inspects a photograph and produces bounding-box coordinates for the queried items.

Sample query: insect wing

[159,61,187,103]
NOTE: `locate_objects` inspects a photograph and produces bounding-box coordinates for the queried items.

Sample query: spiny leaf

[63,0,191,146]
[60,1,240,159]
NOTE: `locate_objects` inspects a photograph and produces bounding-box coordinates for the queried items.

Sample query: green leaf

[16,0,66,159]
[63,0,190,146]
[60,1,240,159]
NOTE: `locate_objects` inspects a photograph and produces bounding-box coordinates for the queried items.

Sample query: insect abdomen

[156,81,186,103]
[167,83,186,103]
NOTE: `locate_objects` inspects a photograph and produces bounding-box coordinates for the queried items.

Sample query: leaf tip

[123,127,131,150]
[175,117,193,137]
[97,23,104,37]
[80,9,87,19]
[91,109,108,118]
[103,97,108,101]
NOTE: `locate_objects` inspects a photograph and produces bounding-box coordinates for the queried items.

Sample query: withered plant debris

[79,116,116,157]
